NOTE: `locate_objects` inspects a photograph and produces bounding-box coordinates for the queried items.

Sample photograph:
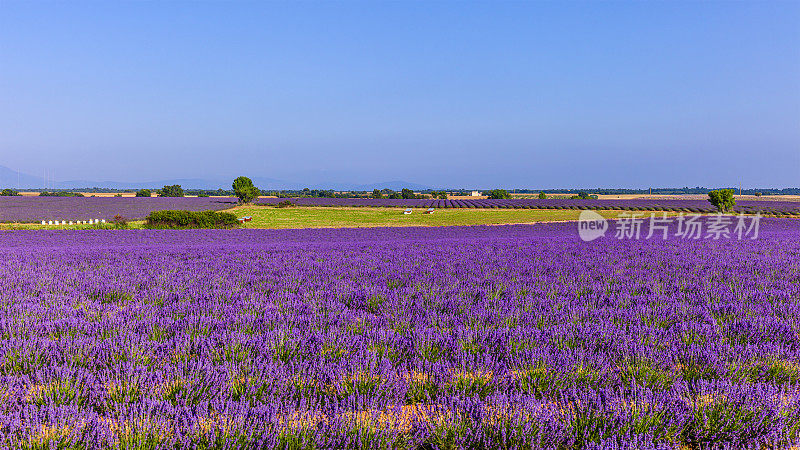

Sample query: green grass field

[231,206,656,229]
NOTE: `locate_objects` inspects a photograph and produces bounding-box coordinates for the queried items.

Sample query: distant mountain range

[0,166,432,191]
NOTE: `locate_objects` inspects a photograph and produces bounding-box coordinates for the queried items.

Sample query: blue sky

[1,1,798,188]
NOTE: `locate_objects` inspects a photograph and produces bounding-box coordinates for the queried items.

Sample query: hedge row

[145,210,239,229]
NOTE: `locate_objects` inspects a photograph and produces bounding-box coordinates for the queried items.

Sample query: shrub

[487,189,511,199]
[708,189,736,212]
[277,200,294,208]
[232,176,260,204]
[0,189,20,196]
[197,193,210,197]
[158,185,184,197]
[538,192,547,199]
[111,215,128,229]
[135,189,151,197]
[754,192,762,197]
[145,210,239,229]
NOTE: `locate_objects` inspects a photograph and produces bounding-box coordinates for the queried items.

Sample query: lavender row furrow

[0,197,238,222]
[257,197,800,213]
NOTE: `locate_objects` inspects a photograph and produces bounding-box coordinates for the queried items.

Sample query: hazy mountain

[0,165,44,189]
[0,166,430,191]
[351,181,432,191]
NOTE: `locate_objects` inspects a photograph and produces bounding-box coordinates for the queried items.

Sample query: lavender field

[0,221,799,448]
[0,197,238,222]
[257,198,800,215]
[2,197,798,224]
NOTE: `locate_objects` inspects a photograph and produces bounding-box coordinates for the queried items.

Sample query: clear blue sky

[1,1,798,188]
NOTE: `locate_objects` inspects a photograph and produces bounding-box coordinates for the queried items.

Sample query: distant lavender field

[258,197,800,213]
[0,196,238,222]
[3,196,798,223]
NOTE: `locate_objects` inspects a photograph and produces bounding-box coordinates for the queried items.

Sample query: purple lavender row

[257,197,800,213]
[0,220,798,447]
[1,196,797,223]
[0,197,239,222]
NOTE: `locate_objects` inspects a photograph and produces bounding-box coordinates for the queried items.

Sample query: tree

[0,189,20,196]
[577,191,590,199]
[538,192,547,199]
[135,189,151,197]
[371,189,383,199]
[232,176,260,204]
[401,188,417,199]
[437,191,447,199]
[487,189,511,199]
[158,185,184,197]
[708,189,736,212]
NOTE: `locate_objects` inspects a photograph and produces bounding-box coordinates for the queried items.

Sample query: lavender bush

[0,220,798,448]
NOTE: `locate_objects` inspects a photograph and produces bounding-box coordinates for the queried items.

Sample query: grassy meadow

[230,206,664,229]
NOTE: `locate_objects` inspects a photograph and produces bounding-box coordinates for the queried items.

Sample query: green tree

[708,189,736,212]
[401,188,417,199]
[135,189,151,197]
[0,189,20,196]
[232,176,260,204]
[487,189,511,199]
[372,189,383,199]
[538,192,547,199]
[158,185,184,197]
[437,191,448,199]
